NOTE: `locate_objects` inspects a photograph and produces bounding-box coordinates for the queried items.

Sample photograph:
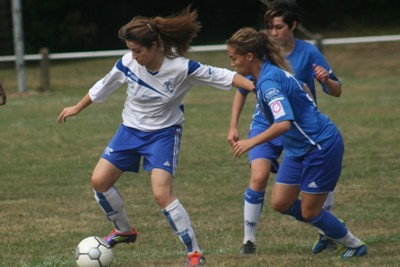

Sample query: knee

[301,209,321,222]
[153,192,174,209]
[91,175,111,192]
[249,175,268,191]
[271,199,289,214]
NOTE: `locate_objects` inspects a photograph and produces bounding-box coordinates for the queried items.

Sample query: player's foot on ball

[340,243,367,259]
[240,240,256,255]
[103,228,137,247]
[185,251,206,266]
[312,233,337,254]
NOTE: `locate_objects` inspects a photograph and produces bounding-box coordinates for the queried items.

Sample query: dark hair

[226,27,291,72]
[118,7,202,58]
[264,0,300,30]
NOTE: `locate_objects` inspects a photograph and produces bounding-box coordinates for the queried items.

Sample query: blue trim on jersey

[188,60,200,75]
[116,59,168,97]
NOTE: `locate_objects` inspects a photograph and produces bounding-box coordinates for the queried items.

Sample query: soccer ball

[75,236,113,267]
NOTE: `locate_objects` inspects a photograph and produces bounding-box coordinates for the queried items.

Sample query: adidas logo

[163,161,171,167]
[308,182,318,188]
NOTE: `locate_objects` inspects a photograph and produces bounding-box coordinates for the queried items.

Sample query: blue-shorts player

[227,27,367,259]
[57,8,254,267]
[228,0,343,255]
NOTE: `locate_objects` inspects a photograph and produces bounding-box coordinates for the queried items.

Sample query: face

[227,46,253,77]
[125,40,157,67]
[267,16,295,47]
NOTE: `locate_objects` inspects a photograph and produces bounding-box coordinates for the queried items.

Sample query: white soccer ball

[75,236,113,267]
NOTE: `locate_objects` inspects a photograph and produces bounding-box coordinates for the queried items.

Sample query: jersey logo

[163,80,175,93]
[269,100,285,119]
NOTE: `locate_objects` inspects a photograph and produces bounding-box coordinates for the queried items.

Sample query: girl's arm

[57,93,93,123]
[227,90,248,146]
[232,74,255,92]
[232,120,291,158]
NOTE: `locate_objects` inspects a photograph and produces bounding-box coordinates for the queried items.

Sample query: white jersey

[89,52,235,131]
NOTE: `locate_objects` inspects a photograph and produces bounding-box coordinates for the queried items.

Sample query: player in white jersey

[226,27,367,260]
[229,0,342,255]
[57,7,254,267]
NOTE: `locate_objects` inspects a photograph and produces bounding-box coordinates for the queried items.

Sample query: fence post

[39,47,50,91]
[314,33,324,54]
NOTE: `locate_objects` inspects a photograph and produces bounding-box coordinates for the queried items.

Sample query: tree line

[0,0,398,55]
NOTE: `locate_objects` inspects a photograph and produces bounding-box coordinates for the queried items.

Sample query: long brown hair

[226,27,291,72]
[118,7,202,58]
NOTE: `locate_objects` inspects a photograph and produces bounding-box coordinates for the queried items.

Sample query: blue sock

[309,211,347,239]
[284,199,305,222]
[244,187,265,206]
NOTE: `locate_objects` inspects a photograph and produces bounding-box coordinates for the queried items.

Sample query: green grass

[1,42,400,266]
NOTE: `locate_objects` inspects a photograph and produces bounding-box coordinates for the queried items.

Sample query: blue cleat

[312,233,337,254]
[340,243,367,259]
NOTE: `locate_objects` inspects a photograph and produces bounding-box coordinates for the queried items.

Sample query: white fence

[1,34,400,62]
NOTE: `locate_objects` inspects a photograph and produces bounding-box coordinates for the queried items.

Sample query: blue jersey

[288,39,340,102]
[255,61,338,158]
[239,39,340,129]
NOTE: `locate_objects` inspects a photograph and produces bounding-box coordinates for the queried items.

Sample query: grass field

[1,41,400,267]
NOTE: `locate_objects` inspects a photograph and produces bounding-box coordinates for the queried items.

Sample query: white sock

[318,191,335,235]
[336,230,363,248]
[162,199,201,254]
[243,200,263,244]
[323,191,335,212]
[94,186,132,233]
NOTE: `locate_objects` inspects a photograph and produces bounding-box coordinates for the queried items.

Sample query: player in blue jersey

[228,0,342,255]
[226,27,367,259]
[57,7,254,267]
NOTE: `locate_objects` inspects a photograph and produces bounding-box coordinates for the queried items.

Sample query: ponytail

[118,6,201,58]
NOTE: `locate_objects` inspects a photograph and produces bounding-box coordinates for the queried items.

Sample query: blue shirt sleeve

[258,80,294,123]
[188,60,200,75]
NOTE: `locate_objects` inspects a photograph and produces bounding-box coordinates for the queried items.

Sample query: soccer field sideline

[1,34,400,62]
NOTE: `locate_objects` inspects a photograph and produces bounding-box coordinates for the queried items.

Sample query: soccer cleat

[103,228,137,247]
[340,243,367,259]
[185,251,206,267]
[240,240,256,255]
[312,234,337,254]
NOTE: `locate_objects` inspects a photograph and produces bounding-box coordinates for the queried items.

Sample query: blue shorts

[101,124,182,175]
[248,127,283,173]
[276,132,344,194]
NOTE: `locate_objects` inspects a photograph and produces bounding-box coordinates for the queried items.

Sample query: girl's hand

[232,139,253,158]
[313,64,329,84]
[57,106,79,123]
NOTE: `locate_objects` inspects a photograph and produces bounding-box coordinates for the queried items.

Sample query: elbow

[283,121,292,132]
[334,90,342,97]
[278,121,291,133]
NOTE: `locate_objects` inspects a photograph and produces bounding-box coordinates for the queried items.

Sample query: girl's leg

[151,168,201,254]
[296,193,364,249]
[242,159,271,248]
[91,158,136,246]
